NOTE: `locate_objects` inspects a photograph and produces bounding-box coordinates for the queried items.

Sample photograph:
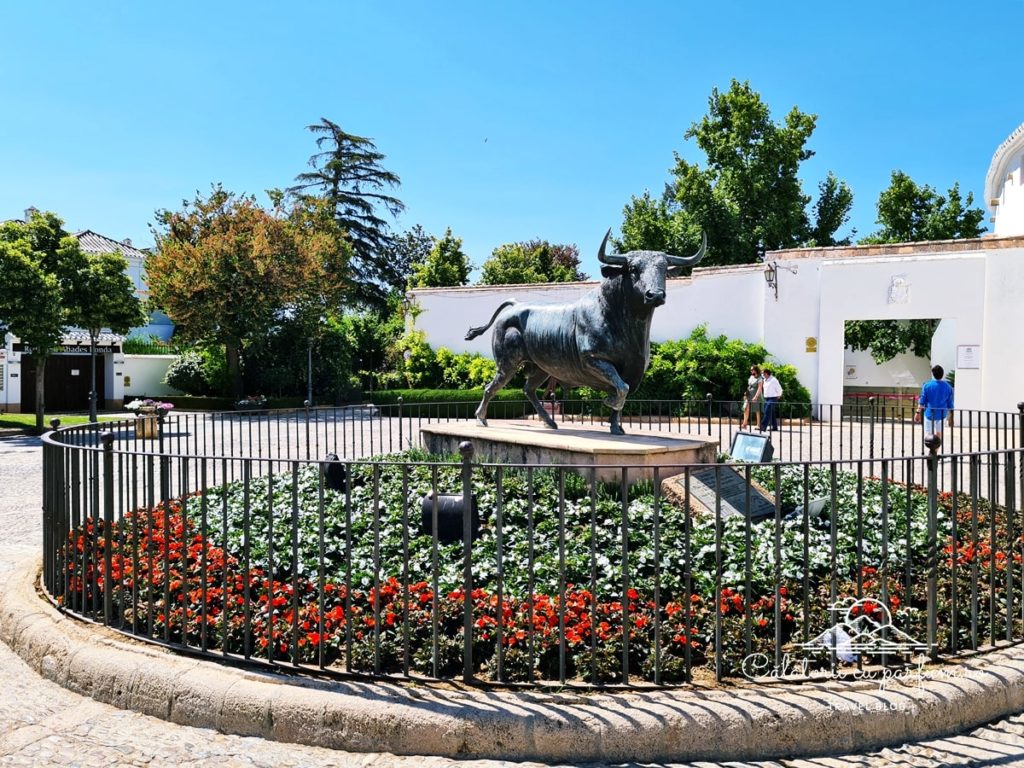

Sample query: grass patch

[0,413,120,431]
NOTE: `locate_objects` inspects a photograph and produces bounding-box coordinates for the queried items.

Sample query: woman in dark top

[741,364,762,430]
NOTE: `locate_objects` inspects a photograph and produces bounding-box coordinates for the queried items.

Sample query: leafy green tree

[409,228,471,288]
[288,118,405,307]
[0,212,86,430]
[808,172,856,246]
[478,239,586,285]
[387,225,434,286]
[844,319,938,365]
[69,250,146,419]
[861,171,986,244]
[147,186,349,398]
[620,80,853,264]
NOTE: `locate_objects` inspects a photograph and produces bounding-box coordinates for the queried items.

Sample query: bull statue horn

[597,228,627,266]
[665,231,708,268]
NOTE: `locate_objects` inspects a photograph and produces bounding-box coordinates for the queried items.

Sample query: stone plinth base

[419,420,718,483]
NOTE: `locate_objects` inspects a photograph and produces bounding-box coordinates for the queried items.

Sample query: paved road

[5,433,1024,767]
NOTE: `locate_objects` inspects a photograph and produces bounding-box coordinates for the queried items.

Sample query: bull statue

[465,229,706,435]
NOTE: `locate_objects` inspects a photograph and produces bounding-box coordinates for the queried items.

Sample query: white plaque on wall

[956,345,981,369]
[887,274,910,304]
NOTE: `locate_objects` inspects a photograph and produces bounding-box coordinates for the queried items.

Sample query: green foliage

[861,171,986,244]
[122,334,177,355]
[387,225,433,278]
[288,118,405,307]
[620,80,853,265]
[393,330,440,388]
[163,347,230,396]
[627,325,810,405]
[807,172,855,246]
[174,457,967,678]
[409,227,472,288]
[69,250,146,336]
[370,388,527,405]
[844,319,938,364]
[478,240,586,285]
[434,347,497,388]
[148,186,349,397]
[0,211,88,429]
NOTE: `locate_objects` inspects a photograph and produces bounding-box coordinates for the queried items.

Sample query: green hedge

[158,395,236,411]
[369,388,532,419]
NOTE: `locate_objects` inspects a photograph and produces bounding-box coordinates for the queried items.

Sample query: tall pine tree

[289,118,405,307]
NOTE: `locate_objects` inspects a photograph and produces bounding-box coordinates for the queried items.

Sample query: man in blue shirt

[915,365,954,439]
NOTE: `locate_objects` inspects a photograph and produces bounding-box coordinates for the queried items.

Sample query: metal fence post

[101,431,115,625]
[158,414,170,502]
[460,440,475,683]
[398,396,404,451]
[1018,402,1024,451]
[706,393,713,436]
[925,432,940,659]
[304,400,311,461]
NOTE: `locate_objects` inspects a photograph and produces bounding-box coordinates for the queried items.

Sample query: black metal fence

[40,399,1024,688]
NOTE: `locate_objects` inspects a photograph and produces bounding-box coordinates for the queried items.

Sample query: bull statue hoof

[610,413,626,436]
[477,417,488,427]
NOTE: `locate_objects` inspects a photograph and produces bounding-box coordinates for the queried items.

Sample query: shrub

[163,347,230,396]
[571,325,811,415]
[435,347,497,388]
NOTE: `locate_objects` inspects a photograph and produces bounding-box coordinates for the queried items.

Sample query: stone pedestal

[419,421,718,483]
[135,411,159,439]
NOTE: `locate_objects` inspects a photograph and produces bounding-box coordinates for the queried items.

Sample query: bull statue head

[598,229,707,286]
[466,228,707,435]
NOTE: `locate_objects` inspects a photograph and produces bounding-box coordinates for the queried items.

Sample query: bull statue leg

[475,364,517,426]
[582,357,630,436]
[522,365,558,429]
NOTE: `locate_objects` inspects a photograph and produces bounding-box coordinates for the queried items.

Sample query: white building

[986,123,1024,236]
[1,211,177,413]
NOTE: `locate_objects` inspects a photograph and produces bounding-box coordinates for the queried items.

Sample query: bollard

[322,453,347,492]
[460,440,475,683]
[420,491,479,543]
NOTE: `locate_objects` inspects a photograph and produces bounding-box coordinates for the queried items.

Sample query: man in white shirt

[760,368,783,432]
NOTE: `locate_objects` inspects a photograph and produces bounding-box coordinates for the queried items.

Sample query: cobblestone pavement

[5,430,1024,767]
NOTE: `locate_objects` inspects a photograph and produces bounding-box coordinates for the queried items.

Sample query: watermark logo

[798,597,930,662]
[740,596,954,694]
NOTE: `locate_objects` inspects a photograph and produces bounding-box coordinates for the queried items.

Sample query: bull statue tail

[465,300,516,340]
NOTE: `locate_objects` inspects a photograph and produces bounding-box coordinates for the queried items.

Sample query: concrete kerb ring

[4,555,1024,763]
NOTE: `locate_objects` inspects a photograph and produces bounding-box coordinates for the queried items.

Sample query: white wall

[980,249,1024,411]
[816,254,986,412]
[410,245,1021,413]
[410,266,766,356]
[842,348,931,390]
[762,258,825,402]
[123,355,181,398]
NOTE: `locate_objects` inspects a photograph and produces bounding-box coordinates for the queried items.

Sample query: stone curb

[3,555,1024,763]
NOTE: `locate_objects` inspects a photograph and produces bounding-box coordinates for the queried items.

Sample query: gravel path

[4,431,1024,767]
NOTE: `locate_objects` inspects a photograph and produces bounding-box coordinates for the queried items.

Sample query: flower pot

[135,408,160,439]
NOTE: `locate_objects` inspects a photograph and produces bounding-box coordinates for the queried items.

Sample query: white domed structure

[985,123,1024,235]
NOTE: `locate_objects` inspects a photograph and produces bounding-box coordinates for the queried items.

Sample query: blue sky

[2,2,1019,280]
